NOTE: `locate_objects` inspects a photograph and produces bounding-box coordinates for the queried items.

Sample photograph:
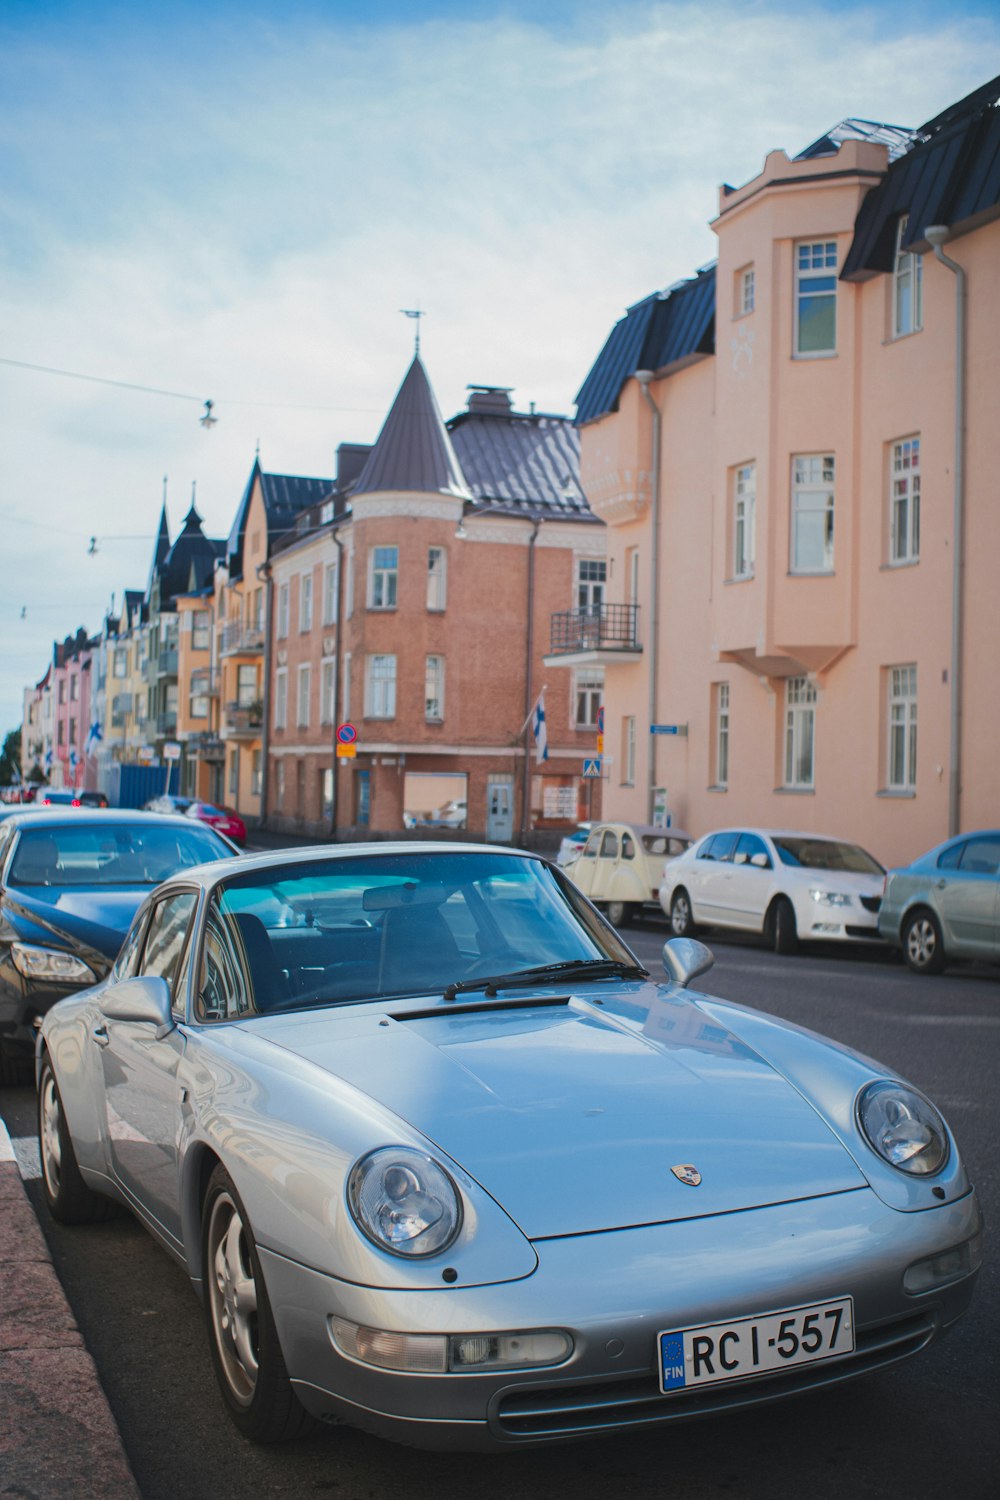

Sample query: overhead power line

[0,355,384,416]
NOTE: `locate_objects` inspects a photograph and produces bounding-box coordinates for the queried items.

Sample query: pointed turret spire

[353,356,470,499]
[146,497,171,600]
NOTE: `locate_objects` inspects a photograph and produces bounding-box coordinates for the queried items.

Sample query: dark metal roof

[447,410,589,520]
[158,505,224,608]
[352,357,470,499]
[574,266,716,427]
[226,460,334,580]
[842,75,1000,279]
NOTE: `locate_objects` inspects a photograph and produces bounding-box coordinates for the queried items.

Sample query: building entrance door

[486,775,514,843]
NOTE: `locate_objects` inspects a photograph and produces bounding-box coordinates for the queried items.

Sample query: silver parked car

[660,828,886,953]
[38,843,980,1450]
[878,829,1000,973]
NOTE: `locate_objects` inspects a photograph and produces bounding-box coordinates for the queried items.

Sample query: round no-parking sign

[336,722,357,745]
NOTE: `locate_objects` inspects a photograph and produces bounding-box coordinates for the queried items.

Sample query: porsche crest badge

[670,1164,702,1187]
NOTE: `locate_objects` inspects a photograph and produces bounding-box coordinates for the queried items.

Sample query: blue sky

[1,1,997,740]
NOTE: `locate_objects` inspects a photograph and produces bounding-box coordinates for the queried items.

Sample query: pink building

[565,78,1000,867]
[48,629,97,789]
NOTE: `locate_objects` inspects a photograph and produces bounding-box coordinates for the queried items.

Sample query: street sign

[336,722,358,745]
[336,743,357,759]
[597,705,605,734]
[596,733,604,754]
[583,758,602,778]
[650,724,688,737]
[163,741,182,760]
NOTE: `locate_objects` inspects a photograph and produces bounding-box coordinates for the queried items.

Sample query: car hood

[2,887,143,962]
[251,984,867,1239]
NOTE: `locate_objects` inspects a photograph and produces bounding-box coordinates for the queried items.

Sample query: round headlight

[857,1080,949,1176]
[348,1147,462,1257]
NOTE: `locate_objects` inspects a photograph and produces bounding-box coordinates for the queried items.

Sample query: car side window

[599,831,619,860]
[697,835,719,860]
[621,834,636,860]
[582,832,601,859]
[705,832,738,863]
[197,911,253,1023]
[937,844,963,870]
[734,833,770,867]
[957,835,1000,875]
[139,891,198,999]
[112,912,149,981]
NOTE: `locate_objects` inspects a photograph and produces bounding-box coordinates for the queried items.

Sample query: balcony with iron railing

[220,621,265,656]
[188,731,226,761]
[157,647,179,676]
[156,710,178,735]
[546,604,642,664]
[223,700,264,737]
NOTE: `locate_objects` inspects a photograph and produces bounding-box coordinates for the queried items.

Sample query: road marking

[11,1136,41,1180]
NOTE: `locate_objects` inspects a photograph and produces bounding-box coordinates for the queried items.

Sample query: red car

[186,801,247,846]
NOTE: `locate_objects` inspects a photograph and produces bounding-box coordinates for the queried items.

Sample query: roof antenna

[400,306,425,355]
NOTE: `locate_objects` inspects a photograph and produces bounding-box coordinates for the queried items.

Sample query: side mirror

[100,976,174,1038]
[750,852,771,868]
[662,937,715,989]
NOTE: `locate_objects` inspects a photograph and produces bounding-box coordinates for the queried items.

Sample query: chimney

[466,385,513,417]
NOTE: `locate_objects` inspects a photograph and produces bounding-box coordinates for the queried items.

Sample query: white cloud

[1,0,997,733]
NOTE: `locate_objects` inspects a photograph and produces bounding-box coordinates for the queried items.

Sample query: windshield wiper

[443,958,648,1002]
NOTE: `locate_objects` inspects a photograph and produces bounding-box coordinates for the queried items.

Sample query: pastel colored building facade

[567,79,1000,868]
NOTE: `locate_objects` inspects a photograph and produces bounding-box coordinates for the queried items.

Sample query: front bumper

[259,1187,981,1451]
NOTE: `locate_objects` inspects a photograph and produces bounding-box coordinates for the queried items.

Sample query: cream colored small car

[564,822,691,925]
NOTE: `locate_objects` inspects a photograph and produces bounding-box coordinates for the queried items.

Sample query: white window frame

[425,655,444,721]
[887,664,917,791]
[574,669,603,729]
[276,582,290,639]
[577,558,606,615]
[251,749,262,797]
[192,609,211,650]
[299,572,313,633]
[427,547,447,611]
[622,715,636,786]
[794,240,838,357]
[228,747,240,797]
[790,454,835,574]
[342,651,352,722]
[368,546,398,610]
[320,658,335,725]
[784,676,817,789]
[236,664,257,707]
[733,462,756,579]
[323,563,338,626]
[889,436,920,565]
[274,668,288,729]
[715,682,730,788]
[296,663,311,728]
[736,264,755,317]
[892,216,923,338]
[365,654,396,718]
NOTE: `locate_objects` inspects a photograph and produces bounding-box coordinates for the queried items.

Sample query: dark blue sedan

[0,808,236,1082]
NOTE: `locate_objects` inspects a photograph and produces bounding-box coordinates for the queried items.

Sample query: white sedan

[659,828,886,953]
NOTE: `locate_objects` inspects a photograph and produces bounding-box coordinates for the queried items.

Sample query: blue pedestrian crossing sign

[583,758,602,777]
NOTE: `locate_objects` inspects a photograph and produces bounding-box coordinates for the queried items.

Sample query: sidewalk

[0,1116,140,1499]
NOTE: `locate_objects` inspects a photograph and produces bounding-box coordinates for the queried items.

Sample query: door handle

[935,880,948,890]
[92,1024,110,1048]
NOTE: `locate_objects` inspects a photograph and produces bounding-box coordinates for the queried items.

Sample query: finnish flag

[531,691,549,764]
[85,720,103,754]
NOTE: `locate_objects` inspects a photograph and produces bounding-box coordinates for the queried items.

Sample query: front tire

[37,1055,117,1225]
[670,889,696,938]
[202,1164,315,1443]
[902,909,946,974]
[771,897,799,956]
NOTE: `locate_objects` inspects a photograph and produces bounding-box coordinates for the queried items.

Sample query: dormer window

[892,216,923,338]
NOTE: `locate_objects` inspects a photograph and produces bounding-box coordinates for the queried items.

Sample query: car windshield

[772,837,883,875]
[198,849,635,1019]
[7,822,232,887]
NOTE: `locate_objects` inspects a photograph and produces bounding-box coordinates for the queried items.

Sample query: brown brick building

[266,356,606,842]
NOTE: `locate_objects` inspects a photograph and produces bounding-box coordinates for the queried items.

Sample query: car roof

[160,840,548,893]
[697,827,866,843]
[587,821,693,840]
[1,808,206,832]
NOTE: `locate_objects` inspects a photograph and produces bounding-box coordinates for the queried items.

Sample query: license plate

[658,1296,854,1393]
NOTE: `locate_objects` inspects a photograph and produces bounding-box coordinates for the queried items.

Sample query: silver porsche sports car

[37,844,981,1450]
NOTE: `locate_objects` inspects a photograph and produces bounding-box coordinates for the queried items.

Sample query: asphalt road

[3,923,997,1500]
